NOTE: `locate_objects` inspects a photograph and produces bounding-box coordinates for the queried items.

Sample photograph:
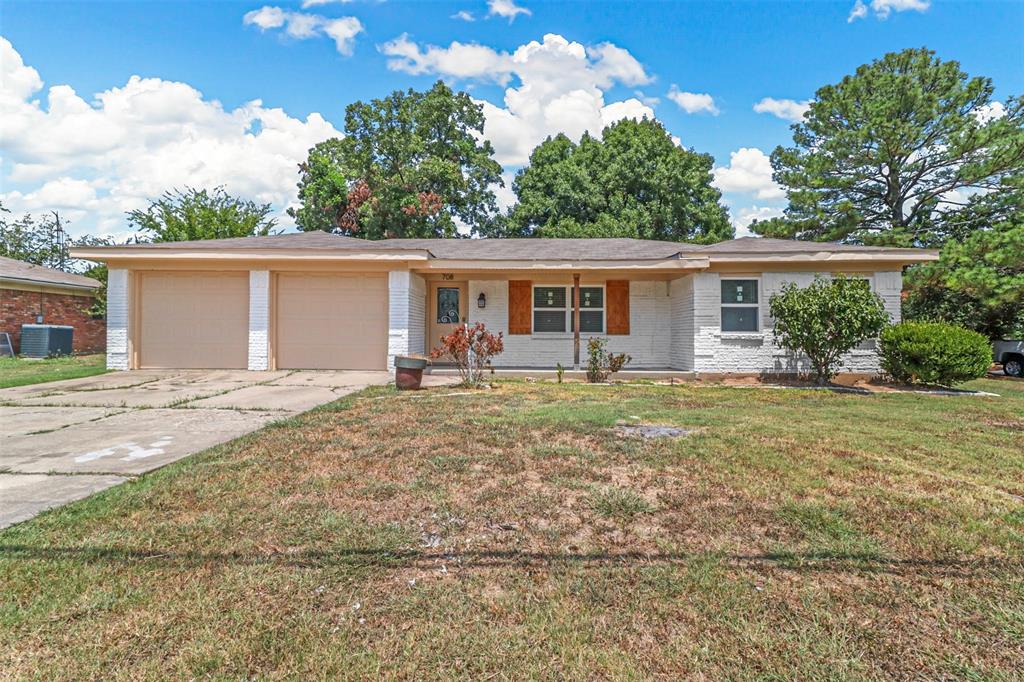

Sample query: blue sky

[2,0,1022,239]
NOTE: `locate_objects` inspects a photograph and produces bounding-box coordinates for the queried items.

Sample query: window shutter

[606,280,630,335]
[508,280,532,334]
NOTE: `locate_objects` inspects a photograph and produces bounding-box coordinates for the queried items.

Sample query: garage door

[275,273,388,370]
[138,272,249,369]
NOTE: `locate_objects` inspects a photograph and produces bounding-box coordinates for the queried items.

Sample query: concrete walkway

[0,369,407,529]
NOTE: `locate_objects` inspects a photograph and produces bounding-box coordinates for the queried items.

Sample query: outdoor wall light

[477,292,487,309]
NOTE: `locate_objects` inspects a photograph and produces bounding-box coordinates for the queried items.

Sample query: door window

[436,287,461,323]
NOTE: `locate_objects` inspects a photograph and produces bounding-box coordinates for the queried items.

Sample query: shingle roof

[0,255,101,290]
[383,238,704,260]
[73,232,936,261]
[126,231,409,251]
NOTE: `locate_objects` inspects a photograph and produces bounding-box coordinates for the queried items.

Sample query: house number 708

[441,273,454,280]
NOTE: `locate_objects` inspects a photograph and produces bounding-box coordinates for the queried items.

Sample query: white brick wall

[669,276,694,370]
[387,270,425,369]
[106,268,129,370]
[247,270,269,371]
[468,279,672,368]
[408,273,426,357]
[690,270,903,374]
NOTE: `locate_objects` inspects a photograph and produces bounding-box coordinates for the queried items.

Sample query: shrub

[879,321,991,386]
[769,275,890,384]
[429,322,504,387]
[586,338,631,383]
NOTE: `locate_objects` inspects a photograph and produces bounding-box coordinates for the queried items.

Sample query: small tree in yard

[430,322,504,387]
[769,276,890,385]
[586,338,631,383]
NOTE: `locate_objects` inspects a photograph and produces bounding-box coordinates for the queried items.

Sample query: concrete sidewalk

[0,369,408,529]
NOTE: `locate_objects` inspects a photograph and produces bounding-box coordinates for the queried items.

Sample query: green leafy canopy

[289,81,503,239]
[498,118,732,243]
[903,175,1024,339]
[127,186,278,243]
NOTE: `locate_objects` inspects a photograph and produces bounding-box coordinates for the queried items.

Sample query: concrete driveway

[0,369,396,529]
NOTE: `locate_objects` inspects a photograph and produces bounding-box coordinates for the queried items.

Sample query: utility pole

[51,210,68,271]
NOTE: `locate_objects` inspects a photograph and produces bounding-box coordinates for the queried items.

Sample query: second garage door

[275,273,388,370]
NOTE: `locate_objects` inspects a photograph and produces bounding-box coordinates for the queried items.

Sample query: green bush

[768,275,890,384]
[879,322,991,386]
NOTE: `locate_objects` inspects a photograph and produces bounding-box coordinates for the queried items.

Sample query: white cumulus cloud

[301,0,355,6]
[975,101,1006,124]
[488,0,531,22]
[731,205,785,237]
[848,0,930,21]
[379,34,514,82]
[243,6,364,56]
[0,37,341,238]
[753,97,811,123]
[451,10,475,21]
[380,33,655,166]
[666,86,718,115]
[712,148,785,200]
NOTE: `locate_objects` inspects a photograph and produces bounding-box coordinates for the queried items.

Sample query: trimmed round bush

[879,322,991,386]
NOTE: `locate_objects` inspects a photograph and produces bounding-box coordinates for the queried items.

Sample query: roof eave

[0,275,100,291]
[706,251,939,264]
[69,247,432,263]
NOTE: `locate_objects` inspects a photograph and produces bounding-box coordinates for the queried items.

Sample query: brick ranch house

[0,255,105,355]
[71,234,937,375]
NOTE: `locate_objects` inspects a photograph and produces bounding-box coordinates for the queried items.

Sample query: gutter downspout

[573,273,581,370]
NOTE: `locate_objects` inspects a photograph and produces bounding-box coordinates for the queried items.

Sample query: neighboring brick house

[0,255,105,355]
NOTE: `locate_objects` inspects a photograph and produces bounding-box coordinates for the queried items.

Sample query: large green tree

[499,118,732,243]
[289,81,503,239]
[128,187,277,242]
[903,175,1024,339]
[756,48,1024,246]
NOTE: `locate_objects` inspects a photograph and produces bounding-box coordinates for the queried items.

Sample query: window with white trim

[532,285,605,334]
[721,279,759,332]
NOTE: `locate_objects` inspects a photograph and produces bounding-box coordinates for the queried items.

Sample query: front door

[428,281,468,355]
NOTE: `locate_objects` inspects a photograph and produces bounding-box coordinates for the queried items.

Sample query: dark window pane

[721,280,758,304]
[571,310,604,333]
[580,287,603,308]
[436,287,460,323]
[534,286,566,308]
[534,310,566,332]
[722,306,759,332]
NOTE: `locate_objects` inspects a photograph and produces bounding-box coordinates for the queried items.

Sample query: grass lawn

[0,354,107,389]
[2,378,1022,679]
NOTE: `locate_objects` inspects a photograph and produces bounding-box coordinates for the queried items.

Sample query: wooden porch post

[573,273,581,370]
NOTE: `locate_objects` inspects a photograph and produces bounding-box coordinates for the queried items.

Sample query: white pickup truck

[993,340,1024,377]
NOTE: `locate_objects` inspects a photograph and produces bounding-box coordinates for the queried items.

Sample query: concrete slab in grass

[0,473,128,529]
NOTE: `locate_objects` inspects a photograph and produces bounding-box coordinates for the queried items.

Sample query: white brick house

[73,234,937,375]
